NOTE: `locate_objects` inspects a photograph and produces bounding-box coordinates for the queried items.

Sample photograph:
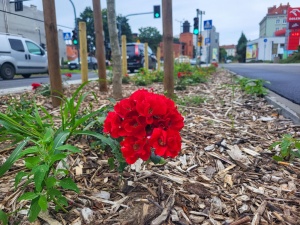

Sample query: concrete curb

[226,69,300,125]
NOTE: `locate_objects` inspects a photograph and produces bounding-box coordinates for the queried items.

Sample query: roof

[267,3,290,15]
[220,44,236,49]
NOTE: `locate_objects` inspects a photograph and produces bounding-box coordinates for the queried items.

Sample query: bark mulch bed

[0,68,300,225]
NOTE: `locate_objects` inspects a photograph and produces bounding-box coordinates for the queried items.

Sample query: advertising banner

[289,21,300,30]
[287,7,300,22]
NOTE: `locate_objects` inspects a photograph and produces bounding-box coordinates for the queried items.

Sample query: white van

[0,33,48,80]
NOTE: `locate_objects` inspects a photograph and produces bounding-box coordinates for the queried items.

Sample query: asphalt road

[0,72,100,90]
[222,63,300,105]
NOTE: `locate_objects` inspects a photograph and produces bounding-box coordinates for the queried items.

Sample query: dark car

[126,43,157,73]
[68,57,110,70]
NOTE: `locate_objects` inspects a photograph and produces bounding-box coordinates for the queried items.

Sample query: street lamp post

[197,9,205,64]
[36,27,42,45]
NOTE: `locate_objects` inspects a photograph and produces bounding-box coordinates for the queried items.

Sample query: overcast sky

[24,0,299,46]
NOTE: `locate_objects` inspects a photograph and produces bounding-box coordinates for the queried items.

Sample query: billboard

[287,7,300,22]
[246,44,258,59]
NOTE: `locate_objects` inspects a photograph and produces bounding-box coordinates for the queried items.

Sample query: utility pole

[162,0,174,98]
[92,0,107,92]
[197,9,205,65]
[42,0,63,107]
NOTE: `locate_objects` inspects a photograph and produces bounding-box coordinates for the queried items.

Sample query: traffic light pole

[69,0,80,63]
[197,9,205,65]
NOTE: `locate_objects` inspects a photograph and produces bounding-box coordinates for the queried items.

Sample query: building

[248,3,299,61]
[201,26,220,63]
[0,0,67,61]
[159,20,193,60]
[259,3,290,37]
[220,44,236,57]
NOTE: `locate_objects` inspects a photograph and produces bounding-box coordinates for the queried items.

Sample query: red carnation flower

[103,89,184,164]
[31,83,42,90]
[150,128,181,158]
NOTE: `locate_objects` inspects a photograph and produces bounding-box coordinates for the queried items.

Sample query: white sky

[24,0,300,46]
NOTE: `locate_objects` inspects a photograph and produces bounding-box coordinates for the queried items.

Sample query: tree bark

[162,0,174,98]
[92,0,108,92]
[106,0,122,99]
[42,0,63,107]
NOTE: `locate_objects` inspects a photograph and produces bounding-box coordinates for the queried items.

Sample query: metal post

[197,9,205,64]
[69,0,80,63]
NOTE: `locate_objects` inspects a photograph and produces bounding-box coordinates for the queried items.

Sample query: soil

[0,68,299,225]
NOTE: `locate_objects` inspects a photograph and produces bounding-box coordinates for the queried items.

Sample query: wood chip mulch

[0,68,300,225]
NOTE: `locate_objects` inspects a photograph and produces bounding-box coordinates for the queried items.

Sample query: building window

[283,19,287,24]
[275,27,279,31]
[283,10,287,14]
[276,19,280,24]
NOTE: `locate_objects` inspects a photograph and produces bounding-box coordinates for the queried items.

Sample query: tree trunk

[92,0,108,92]
[106,0,122,99]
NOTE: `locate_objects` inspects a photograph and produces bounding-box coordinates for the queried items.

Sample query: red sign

[288,7,300,22]
[289,21,300,29]
[287,31,300,50]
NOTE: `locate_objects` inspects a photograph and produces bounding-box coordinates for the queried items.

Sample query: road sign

[63,32,71,40]
[205,37,210,45]
[204,20,212,30]
[264,38,267,42]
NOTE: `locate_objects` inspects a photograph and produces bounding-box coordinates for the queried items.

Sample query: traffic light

[198,35,203,46]
[153,5,161,18]
[193,17,199,35]
[72,29,78,45]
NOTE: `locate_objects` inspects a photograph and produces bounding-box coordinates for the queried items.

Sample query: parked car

[0,33,48,80]
[126,43,157,73]
[68,56,110,70]
[226,59,232,63]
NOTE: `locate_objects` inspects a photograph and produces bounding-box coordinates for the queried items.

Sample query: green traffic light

[193,29,199,35]
[73,39,78,45]
[155,13,160,18]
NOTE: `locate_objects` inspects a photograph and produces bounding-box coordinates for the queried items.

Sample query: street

[222,63,300,105]
[0,72,100,91]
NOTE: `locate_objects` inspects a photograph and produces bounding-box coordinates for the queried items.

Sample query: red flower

[31,83,42,90]
[177,72,183,78]
[121,137,151,164]
[103,112,126,138]
[103,89,184,164]
[65,73,72,78]
[150,128,181,158]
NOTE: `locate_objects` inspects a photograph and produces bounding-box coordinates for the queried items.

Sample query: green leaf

[15,171,28,189]
[150,152,163,164]
[0,138,29,177]
[59,178,79,193]
[50,153,67,165]
[25,156,42,169]
[53,131,70,153]
[48,188,63,198]
[295,142,300,150]
[28,197,41,222]
[55,144,81,153]
[108,158,115,170]
[45,177,57,189]
[38,195,48,211]
[33,164,49,192]
[18,146,40,158]
[18,192,39,201]
[272,155,283,162]
[0,209,8,225]
[43,128,54,144]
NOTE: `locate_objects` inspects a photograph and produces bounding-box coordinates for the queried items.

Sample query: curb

[226,69,300,125]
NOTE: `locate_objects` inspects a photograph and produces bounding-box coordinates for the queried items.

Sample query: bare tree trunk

[92,0,108,92]
[42,0,63,107]
[162,0,174,98]
[106,0,122,99]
